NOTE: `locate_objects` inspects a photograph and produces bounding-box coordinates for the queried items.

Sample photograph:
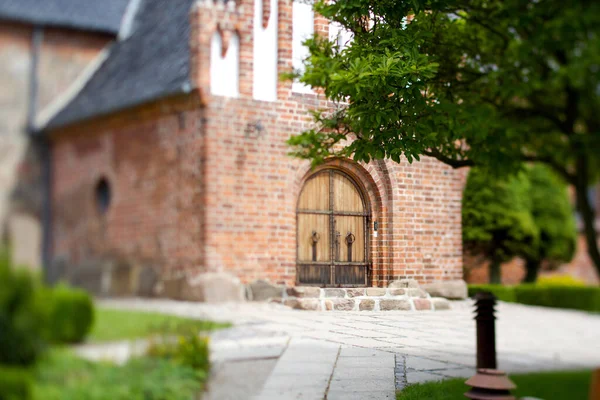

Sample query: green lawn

[397,370,592,400]
[88,308,230,342]
[32,349,204,400]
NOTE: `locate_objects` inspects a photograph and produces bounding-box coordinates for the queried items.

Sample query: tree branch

[422,148,475,168]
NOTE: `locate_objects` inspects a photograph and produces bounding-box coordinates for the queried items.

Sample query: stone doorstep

[272,295,451,312]
[259,280,451,312]
[283,286,425,300]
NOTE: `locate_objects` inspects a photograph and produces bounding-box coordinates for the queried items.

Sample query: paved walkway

[98,298,600,399]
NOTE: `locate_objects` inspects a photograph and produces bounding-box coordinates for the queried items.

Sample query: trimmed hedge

[0,366,32,400]
[468,284,600,312]
[467,284,516,302]
[536,275,586,287]
[47,285,94,344]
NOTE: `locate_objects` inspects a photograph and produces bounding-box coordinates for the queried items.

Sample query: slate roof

[43,0,196,131]
[0,0,131,35]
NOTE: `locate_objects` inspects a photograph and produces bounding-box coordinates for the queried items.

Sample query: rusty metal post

[474,291,497,369]
[464,369,516,400]
[590,368,600,400]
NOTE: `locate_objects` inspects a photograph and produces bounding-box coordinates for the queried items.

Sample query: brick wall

[51,95,204,277]
[465,235,600,285]
[48,0,467,288]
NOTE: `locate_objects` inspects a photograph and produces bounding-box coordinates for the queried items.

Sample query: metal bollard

[474,291,497,369]
[590,368,600,400]
[464,368,516,400]
[465,292,517,399]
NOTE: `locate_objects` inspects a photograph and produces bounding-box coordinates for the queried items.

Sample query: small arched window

[95,178,111,215]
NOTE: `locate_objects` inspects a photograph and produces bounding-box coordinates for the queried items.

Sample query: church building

[36,0,466,298]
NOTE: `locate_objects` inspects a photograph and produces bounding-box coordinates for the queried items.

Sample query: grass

[397,370,592,400]
[32,349,204,400]
[88,308,230,342]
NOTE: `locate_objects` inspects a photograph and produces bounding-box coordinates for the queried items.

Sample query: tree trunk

[489,258,501,284]
[574,153,600,279]
[523,259,540,283]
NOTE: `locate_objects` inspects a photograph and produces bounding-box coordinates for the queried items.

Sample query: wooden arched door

[297,169,370,287]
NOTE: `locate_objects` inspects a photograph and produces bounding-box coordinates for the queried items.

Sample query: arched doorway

[297,169,370,287]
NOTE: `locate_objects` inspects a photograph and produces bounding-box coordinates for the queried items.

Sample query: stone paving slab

[327,391,395,400]
[254,338,339,399]
[405,371,446,384]
[97,298,600,398]
[404,356,464,371]
[204,358,278,400]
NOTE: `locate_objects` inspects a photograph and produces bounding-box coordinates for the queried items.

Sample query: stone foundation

[269,285,450,312]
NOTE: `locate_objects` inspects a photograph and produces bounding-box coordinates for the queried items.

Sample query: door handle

[310,231,320,261]
[335,230,341,261]
[345,232,355,262]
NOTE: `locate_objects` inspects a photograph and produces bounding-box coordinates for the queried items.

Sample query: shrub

[462,168,538,283]
[0,251,48,366]
[47,284,95,344]
[523,165,577,282]
[468,285,516,302]
[537,275,586,287]
[147,322,211,382]
[0,366,32,400]
[33,350,202,400]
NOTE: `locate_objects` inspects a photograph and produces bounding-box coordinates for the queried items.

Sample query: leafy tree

[524,164,577,282]
[462,168,538,283]
[289,0,600,276]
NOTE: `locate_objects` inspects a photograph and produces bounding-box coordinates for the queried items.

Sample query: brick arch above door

[292,158,393,287]
[292,158,388,220]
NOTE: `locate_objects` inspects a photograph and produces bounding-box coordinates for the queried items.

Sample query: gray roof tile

[43,0,196,131]
[0,0,131,34]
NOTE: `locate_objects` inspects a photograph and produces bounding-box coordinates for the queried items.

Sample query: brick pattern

[466,234,600,285]
[51,95,204,278]
[49,0,467,288]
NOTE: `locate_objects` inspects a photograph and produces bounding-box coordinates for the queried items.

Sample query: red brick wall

[188,0,466,286]
[51,96,205,277]
[48,0,467,288]
[466,234,600,285]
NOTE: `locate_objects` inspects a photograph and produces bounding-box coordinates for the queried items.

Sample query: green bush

[47,284,94,344]
[33,350,202,400]
[0,251,48,366]
[0,366,32,400]
[147,322,211,381]
[462,168,539,283]
[468,284,516,302]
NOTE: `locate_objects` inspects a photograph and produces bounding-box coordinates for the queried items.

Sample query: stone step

[269,286,450,312]
[247,279,454,312]
[287,286,429,299]
[272,296,450,311]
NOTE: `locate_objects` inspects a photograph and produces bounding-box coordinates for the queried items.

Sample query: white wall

[329,21,353,51]
[210,31,240,98]
[291,1,314,94]
[253,0,278,101]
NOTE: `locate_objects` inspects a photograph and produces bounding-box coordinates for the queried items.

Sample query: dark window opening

[95,178,111,215]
